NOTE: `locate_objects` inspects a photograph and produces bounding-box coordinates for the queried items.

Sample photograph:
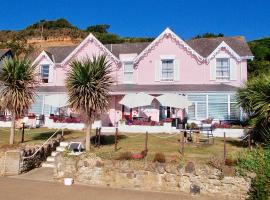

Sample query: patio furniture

[68,142,83,153]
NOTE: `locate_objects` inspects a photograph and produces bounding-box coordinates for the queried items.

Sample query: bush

[117,151,132,160]
[225,158,237,166]
[237,149,270,199]
[153,152,166,163]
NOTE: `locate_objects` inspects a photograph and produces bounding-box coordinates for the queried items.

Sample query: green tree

[0,57,38,145]
[65,55,113,151]
[86,24,110,33]
[193,33,224,39]
[237,72,270,143]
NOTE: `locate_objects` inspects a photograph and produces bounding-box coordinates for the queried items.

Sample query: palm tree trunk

[85,122,92,151]
[9,112,16,145]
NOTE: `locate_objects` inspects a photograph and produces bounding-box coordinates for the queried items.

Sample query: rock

[165,164,177,174]
[190,184,200,194]
[185,162,195,174]
[126,173,135,179]
[83,161,89,167]
[155,163,165,174]
[222,166,236,177]
[95,160,104,168]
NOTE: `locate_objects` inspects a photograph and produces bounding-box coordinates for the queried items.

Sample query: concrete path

[10,167,54,182]
[0,177,215,200]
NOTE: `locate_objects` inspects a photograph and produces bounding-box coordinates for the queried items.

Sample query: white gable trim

[134,28,204,65]
[206,41,241,63]
[61,33,121,66]
[32,51,54,66]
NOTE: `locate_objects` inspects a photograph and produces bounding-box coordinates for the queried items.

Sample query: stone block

[185,161,195,174]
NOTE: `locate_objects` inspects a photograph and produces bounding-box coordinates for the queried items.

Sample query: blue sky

[0,0,269,41]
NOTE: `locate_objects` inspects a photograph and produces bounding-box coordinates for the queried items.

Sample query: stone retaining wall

[0,137,62,175]
[0,152,4,176]
[55,154,250,200]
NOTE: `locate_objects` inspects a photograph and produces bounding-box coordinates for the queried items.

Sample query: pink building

[30,28,253,127]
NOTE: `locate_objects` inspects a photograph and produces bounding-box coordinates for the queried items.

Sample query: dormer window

[216,58,230,81]
[41,64,49,83]
[161,59,174,81]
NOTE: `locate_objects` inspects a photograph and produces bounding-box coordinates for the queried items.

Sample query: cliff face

[27,37,82,48]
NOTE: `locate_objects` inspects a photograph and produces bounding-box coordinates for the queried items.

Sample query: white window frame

[216,58,230,81]
[123,61,134,84]
[161,59,174,81]
[40,64,50,83]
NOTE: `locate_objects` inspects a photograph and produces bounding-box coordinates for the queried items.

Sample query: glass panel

[29,95,43,115]
[216,58,230,80]
[230,103,240,120]
[187,95,206,119]
[161,59,174,80]
[208,95,228,119]
[197,102,207,119]
[123,62,133,82]
[188,103,195,119]
[41,65,49,78]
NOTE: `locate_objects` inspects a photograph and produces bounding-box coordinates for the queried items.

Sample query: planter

[163,122,172,128]
[64,178,73,186]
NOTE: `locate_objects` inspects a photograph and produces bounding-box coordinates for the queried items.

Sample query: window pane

[123,62,133,82]
[42,65,49,78]
[208,95,228,119]
[188,103,195,119]
[29,95,43,115]
[216,58,230,80]
[161,59,174,80]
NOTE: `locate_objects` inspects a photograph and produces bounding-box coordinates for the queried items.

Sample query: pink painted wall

[132,37,247,87]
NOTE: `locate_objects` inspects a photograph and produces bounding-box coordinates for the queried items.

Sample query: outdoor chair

[68,142,83,153]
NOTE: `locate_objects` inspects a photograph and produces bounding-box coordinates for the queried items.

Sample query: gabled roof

[134,28,205,64]
[104,42,151,58]
[0,49,11,59]
[61,33,120,66]
[31,50,54,66]
[29,28,253,65]
[186,36,253,58]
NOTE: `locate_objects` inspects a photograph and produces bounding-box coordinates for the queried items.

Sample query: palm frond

[65,55,113,123]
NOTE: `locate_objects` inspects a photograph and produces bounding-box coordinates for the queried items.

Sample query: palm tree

[0,57,38,145]
[65,55,113,151]
[237,72,270,143]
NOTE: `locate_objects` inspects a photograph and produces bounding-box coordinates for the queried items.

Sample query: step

[60,142,69,147]
[46,156,56,162]
[51,151,60,157]
[42,161,55,168]
[56,146,66,152]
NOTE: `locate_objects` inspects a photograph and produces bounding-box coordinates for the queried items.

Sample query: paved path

[0,177,215,200]
[10,167,54,182]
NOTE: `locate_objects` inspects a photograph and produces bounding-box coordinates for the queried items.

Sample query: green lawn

[92,132,246,164]
[0,127,246,164]
[0,127,83,149]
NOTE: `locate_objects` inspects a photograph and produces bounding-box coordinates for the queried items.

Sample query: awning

[156,94,192,109]
[119,92,155,108]
[44,94,68,107]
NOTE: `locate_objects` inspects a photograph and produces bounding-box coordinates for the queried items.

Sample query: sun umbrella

[119,92,155,108]
[156,93,192,109]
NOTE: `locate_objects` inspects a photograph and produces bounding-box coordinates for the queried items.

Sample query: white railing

[22,126,65,160]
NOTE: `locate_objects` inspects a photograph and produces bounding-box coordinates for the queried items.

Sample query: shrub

[117,151,132,160]
[153,152,166,163]
[225,158,237,166]
[237,149,270,199]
